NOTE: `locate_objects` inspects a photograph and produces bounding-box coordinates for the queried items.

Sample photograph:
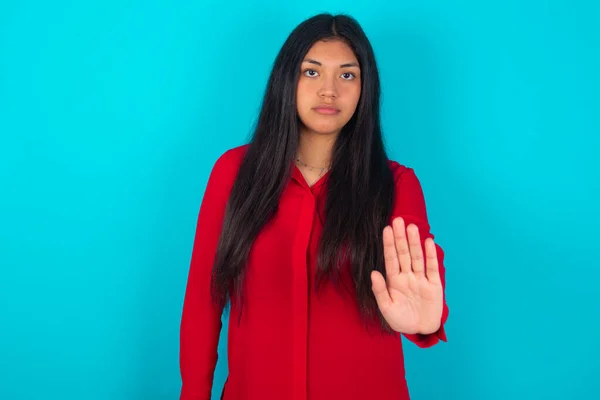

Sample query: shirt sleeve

[391,165,449,348]
[179,149,238,399]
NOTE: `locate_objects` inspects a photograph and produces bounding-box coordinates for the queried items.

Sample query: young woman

[180,13,449,400]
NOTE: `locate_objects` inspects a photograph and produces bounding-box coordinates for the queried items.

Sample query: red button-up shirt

[180,144,449,400]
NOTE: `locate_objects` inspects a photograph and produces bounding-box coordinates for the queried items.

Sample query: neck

[296,125,338,168]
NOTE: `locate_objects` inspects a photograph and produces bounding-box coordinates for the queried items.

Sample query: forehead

[304,39,358,64]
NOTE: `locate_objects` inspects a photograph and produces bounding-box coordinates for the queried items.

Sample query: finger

[371,270,392,310]
[383,225,400,280]
[407,224,425,276]
[392,217,411,274]
[424,238,442,285]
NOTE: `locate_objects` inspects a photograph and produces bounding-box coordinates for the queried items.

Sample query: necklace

[295,156,330,177]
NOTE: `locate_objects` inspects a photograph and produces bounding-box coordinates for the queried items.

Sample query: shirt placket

[291,190,315,400]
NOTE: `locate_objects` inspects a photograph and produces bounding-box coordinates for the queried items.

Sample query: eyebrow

[303,58,360,68]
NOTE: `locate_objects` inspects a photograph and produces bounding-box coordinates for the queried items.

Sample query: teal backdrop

[1,1,598,399]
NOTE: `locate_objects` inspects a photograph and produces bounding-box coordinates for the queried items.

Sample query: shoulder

[215,143,250,168]
[386,158,428,204]
[202,144,250,200]
[210,143,250,179]
[386,159,435,235]
[387,159,419,184]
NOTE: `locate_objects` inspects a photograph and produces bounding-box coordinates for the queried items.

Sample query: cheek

[340,85,361,114]
[345,84,361,104]
[296,82,316,107]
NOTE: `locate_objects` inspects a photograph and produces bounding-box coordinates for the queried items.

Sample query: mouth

[313,106,341,115]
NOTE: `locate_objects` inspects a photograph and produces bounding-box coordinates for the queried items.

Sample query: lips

[313,105,340,115]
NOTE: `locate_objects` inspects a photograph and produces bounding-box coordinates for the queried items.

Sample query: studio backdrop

[0,1,598,399]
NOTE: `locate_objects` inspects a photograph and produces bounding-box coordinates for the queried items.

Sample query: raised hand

[371,217,444,335]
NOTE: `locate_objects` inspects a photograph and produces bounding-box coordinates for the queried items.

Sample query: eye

[303,69,319,77]
[341,72,356,80]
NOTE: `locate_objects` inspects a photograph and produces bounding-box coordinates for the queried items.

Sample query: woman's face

[296,39,362,136]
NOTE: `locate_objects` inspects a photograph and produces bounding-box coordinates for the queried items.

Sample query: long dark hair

[211,13,396,332]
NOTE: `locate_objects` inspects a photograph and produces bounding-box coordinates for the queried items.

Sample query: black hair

[211,13,396,332]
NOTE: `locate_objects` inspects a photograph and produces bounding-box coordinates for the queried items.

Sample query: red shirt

[180,144,449,400]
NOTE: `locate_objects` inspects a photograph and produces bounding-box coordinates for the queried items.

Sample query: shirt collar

[290,161,330,193]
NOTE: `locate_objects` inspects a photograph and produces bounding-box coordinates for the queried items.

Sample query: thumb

[371,270,391,311]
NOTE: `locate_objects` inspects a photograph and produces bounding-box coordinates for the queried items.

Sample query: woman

[180,13,449,400]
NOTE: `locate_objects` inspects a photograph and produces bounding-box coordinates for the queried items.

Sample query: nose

[318,76,338,99]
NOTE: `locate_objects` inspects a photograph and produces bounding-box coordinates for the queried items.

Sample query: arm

[391,166,449,348]
[180,149,237,399]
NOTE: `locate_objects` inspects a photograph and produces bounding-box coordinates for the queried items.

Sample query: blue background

[1,1,598,399]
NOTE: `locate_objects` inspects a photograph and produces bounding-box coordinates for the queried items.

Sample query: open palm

[371,217,443,335]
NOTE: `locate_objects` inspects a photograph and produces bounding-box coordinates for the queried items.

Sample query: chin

[310,126,343,135]
[303,121,345,135]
